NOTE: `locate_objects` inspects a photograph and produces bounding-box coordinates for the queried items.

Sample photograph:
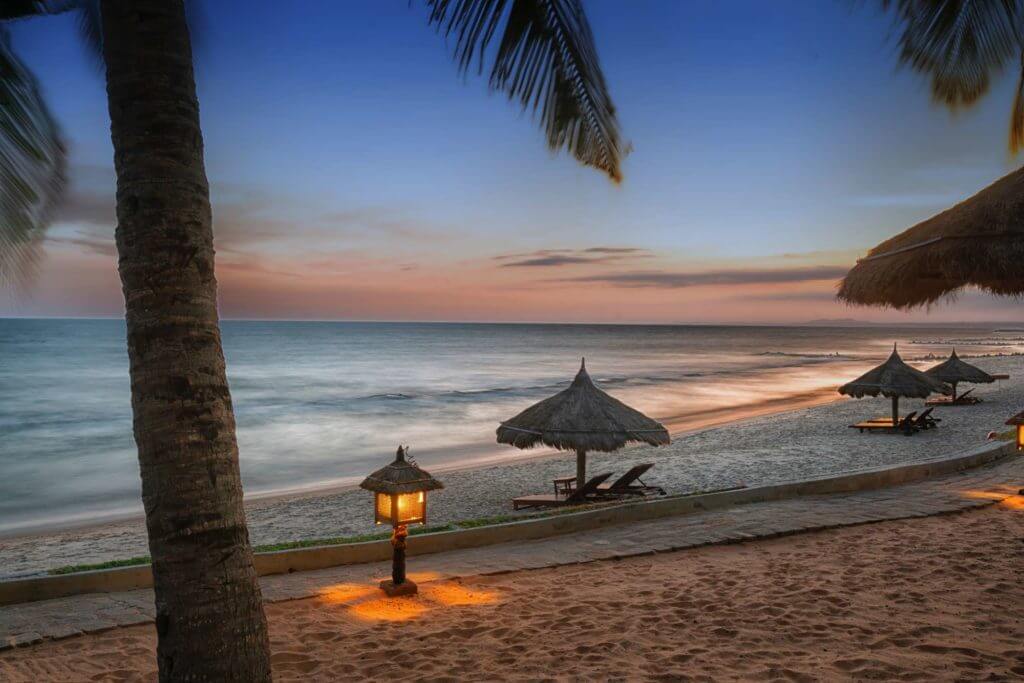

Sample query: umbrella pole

[951,382,957,401]
[892,396,899,427]
[576,449,586,491]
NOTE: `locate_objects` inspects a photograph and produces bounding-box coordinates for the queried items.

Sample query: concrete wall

[0,440,1012,606]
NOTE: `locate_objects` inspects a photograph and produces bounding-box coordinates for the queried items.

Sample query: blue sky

[3,1,1022,323]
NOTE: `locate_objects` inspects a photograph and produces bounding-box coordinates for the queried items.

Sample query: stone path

[2,452,1022,652]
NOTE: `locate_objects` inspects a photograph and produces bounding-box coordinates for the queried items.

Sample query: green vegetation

[49,556,152,575]
[251,524,455,553]
[993,429,1017,442]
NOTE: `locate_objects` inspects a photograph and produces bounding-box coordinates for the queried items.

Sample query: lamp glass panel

[395,492,425,524]
[375,492,393,524]
[1017,425,1024,450]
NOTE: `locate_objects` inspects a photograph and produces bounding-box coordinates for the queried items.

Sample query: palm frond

[881,0,1022,108]
[1,2,102,62]
[426,0,625,182]
[1,1,80,21]
[1012,50,1024,152]
[0,30,66,286]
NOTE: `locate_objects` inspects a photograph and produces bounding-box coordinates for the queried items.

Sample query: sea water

[1,318,1021,535]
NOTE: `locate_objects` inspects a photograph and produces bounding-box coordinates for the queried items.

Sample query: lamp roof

[359,446,444,495]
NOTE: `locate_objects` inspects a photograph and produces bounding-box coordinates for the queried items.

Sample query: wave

[909,337,1024,345]
[757,351,848,359]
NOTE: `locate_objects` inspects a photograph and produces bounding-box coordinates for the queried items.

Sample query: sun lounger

[912,407,940,429]
[850,411,918,435]
[926,388,981,406]
[512,472,613,510]
[595,463,665,497]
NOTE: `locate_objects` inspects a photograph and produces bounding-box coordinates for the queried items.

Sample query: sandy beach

[1,354,1020,578]
[2,356,1015,581]
[2,490,1022,681]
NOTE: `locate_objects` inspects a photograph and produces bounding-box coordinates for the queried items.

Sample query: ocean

[2,318,1022,536]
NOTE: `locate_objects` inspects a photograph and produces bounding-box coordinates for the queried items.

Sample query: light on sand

[421,582,498,607]
[960,486,1024,508]
[317,583,378,605]
[320,576,499,623]
[349,597,429,622]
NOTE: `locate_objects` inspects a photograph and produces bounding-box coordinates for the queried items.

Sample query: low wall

[0,440,1012,606]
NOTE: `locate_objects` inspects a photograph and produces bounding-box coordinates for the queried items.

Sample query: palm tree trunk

[99,1,271,680]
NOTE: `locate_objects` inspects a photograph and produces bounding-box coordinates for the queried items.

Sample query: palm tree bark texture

[99,1,271,680]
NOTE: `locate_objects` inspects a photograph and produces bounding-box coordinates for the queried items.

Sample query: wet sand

[3,496,1023,681]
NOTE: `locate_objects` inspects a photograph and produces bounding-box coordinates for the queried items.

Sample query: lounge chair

[926,388,981,406]
[850,411,918,435]
[512,472,613,510]
[596,463,665,497]
[859,410,917,426]
[911,407,941,429]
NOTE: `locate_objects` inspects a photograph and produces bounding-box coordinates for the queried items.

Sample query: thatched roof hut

[496,359,669,486]
[925,349,994,400]
[838,345,949,424]
[838,167,1024,309]
[360,446,444,495]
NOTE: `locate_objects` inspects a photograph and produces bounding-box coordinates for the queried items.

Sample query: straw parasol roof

[360,446,444,495]
[838,166,1024,309]
[838,345,950,399]
[496,359,670,453]
[497,359,669,486]
[925,349,995,387]
[839,345,949,425]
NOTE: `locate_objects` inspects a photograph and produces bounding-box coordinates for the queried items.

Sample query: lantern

[360,445,443,596]
[374,491,426,526]
[1006,412,1024,451]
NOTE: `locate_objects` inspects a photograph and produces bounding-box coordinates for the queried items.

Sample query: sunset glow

[5,2,1023,324]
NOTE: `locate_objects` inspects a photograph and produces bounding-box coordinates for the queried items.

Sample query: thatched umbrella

[496,359,670,487]
[838,345,950,425]
[924,349,995,401]
[838,167,1024,309]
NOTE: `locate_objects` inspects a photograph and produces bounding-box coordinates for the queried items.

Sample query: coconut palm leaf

[0,29,65,286]
[426,0,625,182]
[881,0,1022,108]
[1011,50,1024,151]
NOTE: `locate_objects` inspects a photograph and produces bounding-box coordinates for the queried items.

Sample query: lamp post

[360,445,443,597]
[1006,412,1024,451]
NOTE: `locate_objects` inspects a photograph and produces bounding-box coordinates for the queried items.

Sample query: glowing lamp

[1006,412,1024,451]
[360,446,443,596]
[374,491,426,526]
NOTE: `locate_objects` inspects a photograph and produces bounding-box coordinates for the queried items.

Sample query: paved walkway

[2,452,1023,651]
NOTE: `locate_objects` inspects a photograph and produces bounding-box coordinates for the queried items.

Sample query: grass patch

[48,526,457,574]
[253,524,454,553]
[994,428,1017,442]
[455,514,518,528]
[49,556,151,575]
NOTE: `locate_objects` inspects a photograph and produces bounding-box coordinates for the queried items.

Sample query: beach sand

[3,355,1021,578]
[3,496,1023,681]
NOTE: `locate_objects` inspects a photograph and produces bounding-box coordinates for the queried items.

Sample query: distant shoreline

[5,316,1024,328]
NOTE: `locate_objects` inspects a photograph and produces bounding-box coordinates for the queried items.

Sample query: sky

[3,0,1024,324]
